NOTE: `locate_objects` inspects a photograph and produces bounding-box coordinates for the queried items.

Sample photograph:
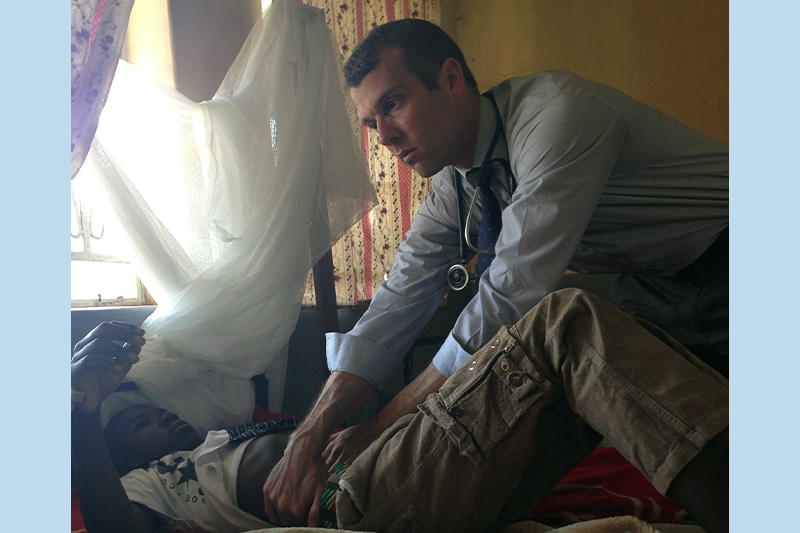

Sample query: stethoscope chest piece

[447,263,470,291]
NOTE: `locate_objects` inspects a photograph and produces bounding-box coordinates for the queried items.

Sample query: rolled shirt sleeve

[325,332,404,390]
[431,333,472,378]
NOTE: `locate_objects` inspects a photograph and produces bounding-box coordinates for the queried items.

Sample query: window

[70,0,274,308]
[71,173,155,307]
[69,0,173,309]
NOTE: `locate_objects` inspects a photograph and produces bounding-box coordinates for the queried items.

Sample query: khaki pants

[335,289,729,533]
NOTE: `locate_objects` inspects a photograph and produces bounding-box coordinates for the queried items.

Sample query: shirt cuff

[431,333,472,378]
[326,332,405,391]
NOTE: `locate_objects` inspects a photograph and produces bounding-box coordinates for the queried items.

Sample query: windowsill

[71,304,158,311]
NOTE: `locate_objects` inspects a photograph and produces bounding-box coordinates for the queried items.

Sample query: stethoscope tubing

[448,92,514,290]
[464,181,491,254]
[457,92,507,258]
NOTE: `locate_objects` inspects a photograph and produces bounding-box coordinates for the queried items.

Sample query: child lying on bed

[71,289,729,533]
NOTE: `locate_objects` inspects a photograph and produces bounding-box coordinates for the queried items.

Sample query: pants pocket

[423,326,558,464]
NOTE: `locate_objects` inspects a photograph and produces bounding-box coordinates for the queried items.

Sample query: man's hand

[71,322,145,414]
[260,364,444,526]
[263,430,329,527]
[260,371,378,526]
[322,420,382,472]
[323,362,447,474]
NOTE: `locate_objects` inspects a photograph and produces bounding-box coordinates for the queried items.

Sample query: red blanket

[519,446,687,527]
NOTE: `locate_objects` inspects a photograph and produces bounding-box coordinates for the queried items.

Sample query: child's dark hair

[343,19,477,91]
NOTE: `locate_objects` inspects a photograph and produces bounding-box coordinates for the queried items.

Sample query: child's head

[104,405,204,474]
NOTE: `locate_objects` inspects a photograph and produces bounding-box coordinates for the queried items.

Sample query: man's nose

[377,120,399,146]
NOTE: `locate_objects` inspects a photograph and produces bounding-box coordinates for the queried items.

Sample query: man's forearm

[295,370,378,445]
[370,362,446,432]
[320,362,448,469]
[299,363,445,444]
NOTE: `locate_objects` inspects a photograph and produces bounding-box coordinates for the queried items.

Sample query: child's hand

[71,322,146,413]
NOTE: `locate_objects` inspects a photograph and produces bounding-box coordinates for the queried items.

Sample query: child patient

[72,289,729,533]
[72,322,304,533]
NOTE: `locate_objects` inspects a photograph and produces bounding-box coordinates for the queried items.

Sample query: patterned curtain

[71,0,135,179]
[302,0,440,306]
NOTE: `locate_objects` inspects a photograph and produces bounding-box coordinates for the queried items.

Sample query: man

[264,19,728,528]
[74,290,728,532]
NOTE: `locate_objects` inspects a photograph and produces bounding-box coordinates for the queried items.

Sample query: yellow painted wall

[440,0,728,142]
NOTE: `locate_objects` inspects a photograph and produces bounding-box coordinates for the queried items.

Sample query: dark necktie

[467,167,502,281]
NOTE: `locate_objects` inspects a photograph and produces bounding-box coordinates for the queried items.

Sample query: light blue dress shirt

[327,70,728,388]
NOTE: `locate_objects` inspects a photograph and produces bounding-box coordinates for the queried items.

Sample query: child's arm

[71,322,158,533]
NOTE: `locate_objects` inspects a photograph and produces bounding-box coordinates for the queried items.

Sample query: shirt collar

[453,95,509,178]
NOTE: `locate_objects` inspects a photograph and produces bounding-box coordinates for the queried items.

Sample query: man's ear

[440,57,467,97]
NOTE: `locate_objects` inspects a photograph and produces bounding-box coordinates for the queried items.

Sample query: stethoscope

[447,93,515,291]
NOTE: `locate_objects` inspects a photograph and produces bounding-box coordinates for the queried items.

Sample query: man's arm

[322,362,446,470]
[71,322,157,533]
[324,179,464,389]
[264,174,471,521]
[262,362,446,526]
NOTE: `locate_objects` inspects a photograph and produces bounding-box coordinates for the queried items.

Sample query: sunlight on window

[71,169,143,305]
[71,261,139,301]
[262,1,272,13]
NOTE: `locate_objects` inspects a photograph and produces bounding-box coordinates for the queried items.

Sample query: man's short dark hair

[343,19,478,91]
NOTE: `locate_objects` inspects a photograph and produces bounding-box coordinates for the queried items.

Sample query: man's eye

[387,99,399,110]
[368,120,377,129]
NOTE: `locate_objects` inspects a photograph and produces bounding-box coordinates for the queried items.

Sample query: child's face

[105,405,204,469]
